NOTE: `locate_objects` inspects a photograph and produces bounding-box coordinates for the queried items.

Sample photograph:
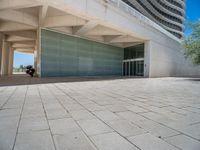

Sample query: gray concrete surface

[0,76,200,150]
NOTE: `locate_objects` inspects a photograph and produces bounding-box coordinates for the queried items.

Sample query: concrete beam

[16,49,34,53]
[12,43,35,48]
[11,41,35,45]
[0,9,38,27]
[44,15,86,27]
[84,35,105,42]
[13,46,35,49]
[6,35,35,42]
[51,27,73,34]
[87,26,123,36]
[4,30,37,40]
[0,0,42,10]
[39,5,49,26]
[109,35,141,43]
[123,42,143,48]
[103,35,121,43]
[73,20,99,36]
[0,21,36,32]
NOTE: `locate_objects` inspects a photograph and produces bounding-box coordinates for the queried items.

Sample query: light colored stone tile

[70,110,96,121]
[22,105,45,118]
[18,117,49,133]
[46,109,71,120]
[54,131,97,150]
[116,111,148,125]
[43,103,63,111]
[93,110,119,121]
[21,110,45,118]
[126,105,149,113]
[140,111,173,124]
[128,133,179,150]
[49,118,81,135]
[90,132,139,150]
[0,117,19,150]
[107,119,146,137]
[0,108,21,118]
[0,129,17,150]
[131,119,179,138]
[84,104,106,112]
[0,116,19,130]
[165,134,200,150]
[179,123,200,140]
[77,119,113,136]
[105,105,128,113]
[14,131,55,150]
[3,100,24,109]
[63,104,85,111]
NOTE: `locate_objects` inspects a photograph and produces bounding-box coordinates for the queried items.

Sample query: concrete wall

[149,39,200,77]
[41,30,123,77]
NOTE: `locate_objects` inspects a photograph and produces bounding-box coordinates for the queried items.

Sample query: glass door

[123,60,144,77]
[123,62,130,76]
[135,60,144,76]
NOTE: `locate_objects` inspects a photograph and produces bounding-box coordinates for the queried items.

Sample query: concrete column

[34,50,37,70]
[8,48,14,75]
[144,40,151,78]
[0,33,3,73]
[35,28,41,77]
[1,39,10,76]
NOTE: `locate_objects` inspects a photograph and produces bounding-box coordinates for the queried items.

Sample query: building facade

[122,0,185,38]
[0,0,200,77]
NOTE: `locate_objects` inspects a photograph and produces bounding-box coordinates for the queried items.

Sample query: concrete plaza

[0,76,200,150]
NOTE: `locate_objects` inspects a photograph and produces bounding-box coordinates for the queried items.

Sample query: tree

[183,20,200,65]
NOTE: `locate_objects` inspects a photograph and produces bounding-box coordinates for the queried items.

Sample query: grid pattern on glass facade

[41,30,124,77]
[124,44,144,59]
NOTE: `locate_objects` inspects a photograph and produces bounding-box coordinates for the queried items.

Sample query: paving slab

[70,109,96,121]
[107,119,147,137]
[77,119,113,136]
[14,131,55,150]
[164,134,200,150]
[45,109,71,120]
[49,118,81,135]
[90,132,139,150]
[128,133,179,150]
[18,117,49,133]
[93,110,120,121]
[54,131,97,150]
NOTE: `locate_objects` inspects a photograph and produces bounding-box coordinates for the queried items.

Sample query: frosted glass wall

[41,30,124,77]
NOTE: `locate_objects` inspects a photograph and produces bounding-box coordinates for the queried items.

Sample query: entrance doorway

[123,44,144,77]
[123,59,144,76]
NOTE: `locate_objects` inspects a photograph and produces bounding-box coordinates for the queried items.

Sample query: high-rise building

[0,0,199,77]
[122,0,185,38]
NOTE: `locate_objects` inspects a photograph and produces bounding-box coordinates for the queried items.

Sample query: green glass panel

[41,29,123,77]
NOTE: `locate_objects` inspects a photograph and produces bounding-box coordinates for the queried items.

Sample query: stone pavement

[0,75,200,150]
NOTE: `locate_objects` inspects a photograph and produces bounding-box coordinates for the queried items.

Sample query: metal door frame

[122,58,144,76]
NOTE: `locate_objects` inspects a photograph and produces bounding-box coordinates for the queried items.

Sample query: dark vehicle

[26,65,35,77]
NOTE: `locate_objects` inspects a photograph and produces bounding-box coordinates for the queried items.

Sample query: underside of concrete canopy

[0,0,199,77]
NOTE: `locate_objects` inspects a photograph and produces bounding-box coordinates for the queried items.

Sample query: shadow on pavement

[0,74,144,86]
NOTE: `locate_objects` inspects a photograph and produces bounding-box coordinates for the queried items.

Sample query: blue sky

[14,51,34,68]
[13,0,200,68]
[186,0,200,21]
